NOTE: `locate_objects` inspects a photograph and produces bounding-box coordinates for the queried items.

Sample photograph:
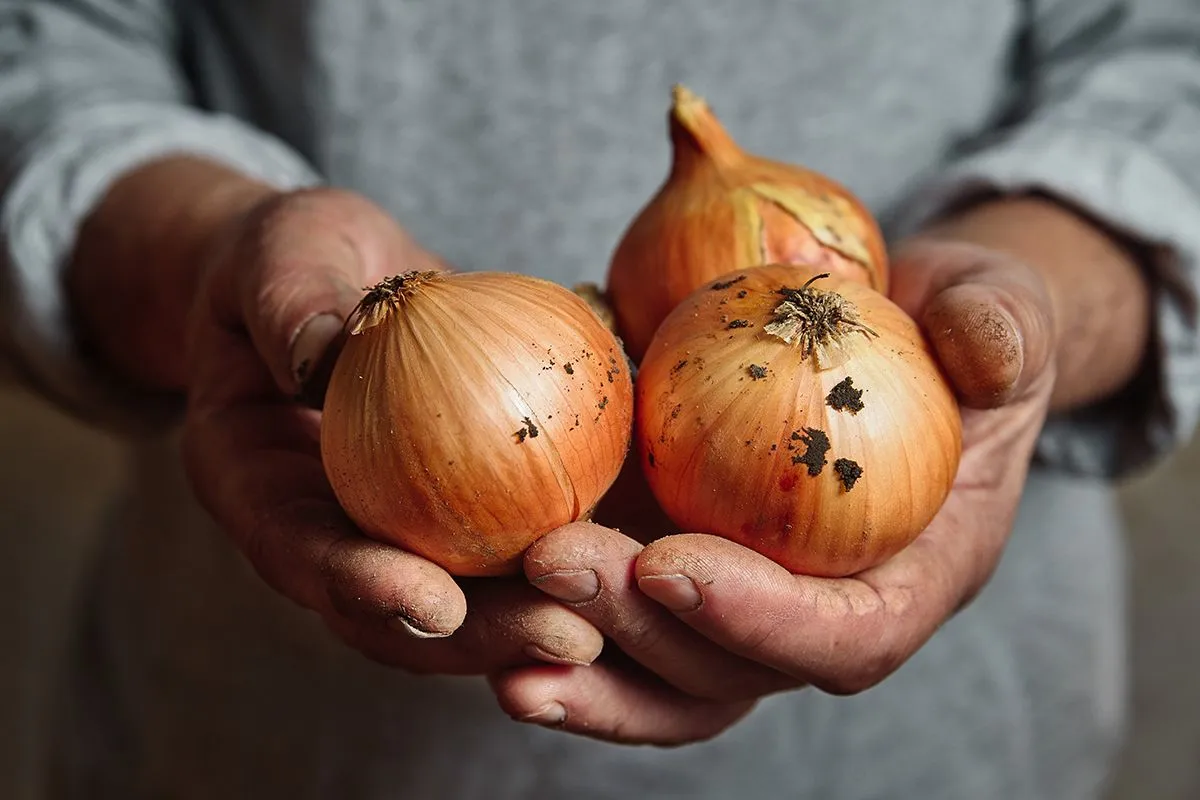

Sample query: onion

[320,270,634,577]
[607,85,889,362]
[635,264,961,577]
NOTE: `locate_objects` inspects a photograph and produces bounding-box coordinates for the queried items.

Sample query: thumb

[889,240,1056,409]
[208,189,434,407]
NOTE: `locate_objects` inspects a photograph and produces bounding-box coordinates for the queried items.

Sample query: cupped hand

[181,188,603,674]
[490,237,1057,744]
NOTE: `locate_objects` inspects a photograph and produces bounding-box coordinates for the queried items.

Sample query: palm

[181,189,604,676]
[493,240,1058,743]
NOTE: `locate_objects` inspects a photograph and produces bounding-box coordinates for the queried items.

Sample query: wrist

[68,157,281,393]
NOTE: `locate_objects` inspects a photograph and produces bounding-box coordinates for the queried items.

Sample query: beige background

[1,380,1197,799]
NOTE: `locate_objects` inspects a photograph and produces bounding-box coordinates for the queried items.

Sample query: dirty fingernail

[389,613,452,639]
[519,702,567,727]
[638,574,703,612]
[523,643,594,667]
[532,569,600,604]
[290,312,344,393]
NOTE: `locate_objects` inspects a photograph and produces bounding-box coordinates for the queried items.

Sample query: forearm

[919,195,1152,411]
[67,157,277,393]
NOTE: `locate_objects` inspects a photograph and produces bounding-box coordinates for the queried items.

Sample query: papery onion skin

[607,85,889,362]
[635,264,962,578]
[321,271,634,577]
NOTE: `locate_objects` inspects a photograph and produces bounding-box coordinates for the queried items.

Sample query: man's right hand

[72,160,604,674]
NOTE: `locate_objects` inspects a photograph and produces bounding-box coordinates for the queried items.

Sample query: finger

[526,523,799,702]
[632,531,952,695]
[490,657,754,746]
[889,240,1054,408]
[182,402,604,671]
[182,320,605,665]
[334,579,605,675]
[180,395,468,636]
[635,438,1034,697]
[205,189,446,403]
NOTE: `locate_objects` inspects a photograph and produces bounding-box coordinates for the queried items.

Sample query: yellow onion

[321,270,634,577]
[635,264,961,577]
[607,85,889,362]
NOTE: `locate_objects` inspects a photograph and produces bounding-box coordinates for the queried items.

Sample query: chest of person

[181,0,1027,278]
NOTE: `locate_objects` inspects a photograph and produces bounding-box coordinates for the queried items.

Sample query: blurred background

[1,374,1197,799]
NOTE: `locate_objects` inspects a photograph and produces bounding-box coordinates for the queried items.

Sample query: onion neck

[763,273,877,359]
[668,84,744,174]
[348,270,443,335]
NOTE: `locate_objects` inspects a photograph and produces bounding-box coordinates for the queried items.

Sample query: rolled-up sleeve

[891,0,1200,479]
[0,0,321,431]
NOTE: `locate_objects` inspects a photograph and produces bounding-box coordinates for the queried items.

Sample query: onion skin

[607,85,889,362]
[321,271,634,577]
[635,264,961,578]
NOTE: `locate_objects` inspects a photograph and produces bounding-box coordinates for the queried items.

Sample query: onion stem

[762,273,878,359]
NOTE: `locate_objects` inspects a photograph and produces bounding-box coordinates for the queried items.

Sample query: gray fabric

[2,0,1199,466]
[46,448,1126,800]
[0,0,322,434]
[0,0,1197,797]
[891,0,1200,478]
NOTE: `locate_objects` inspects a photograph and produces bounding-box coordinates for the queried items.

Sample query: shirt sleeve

[0,0,322,434]
[888,0,1200,479]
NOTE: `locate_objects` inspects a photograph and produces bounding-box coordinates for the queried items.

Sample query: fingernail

[532,569,600,604]
[290,312,344,394]
[638,574,703,612]
[389,613,452,639]
[518,702,567,727]
[523,643,593,667]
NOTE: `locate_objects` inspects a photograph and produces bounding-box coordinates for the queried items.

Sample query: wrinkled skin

[182,188,608,676]
[183,187,1059,745]
[492,237,1058,744]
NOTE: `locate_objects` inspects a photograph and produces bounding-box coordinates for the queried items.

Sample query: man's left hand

[489,237,1058,745]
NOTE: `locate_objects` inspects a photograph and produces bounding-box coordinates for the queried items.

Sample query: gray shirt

[1,1,1198,798]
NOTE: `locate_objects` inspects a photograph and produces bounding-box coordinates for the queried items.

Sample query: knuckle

[877,582,917,618]
[821,646,906,696]
[247,187,381,249]
[244,186,349,231]
[618,617,666,654]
